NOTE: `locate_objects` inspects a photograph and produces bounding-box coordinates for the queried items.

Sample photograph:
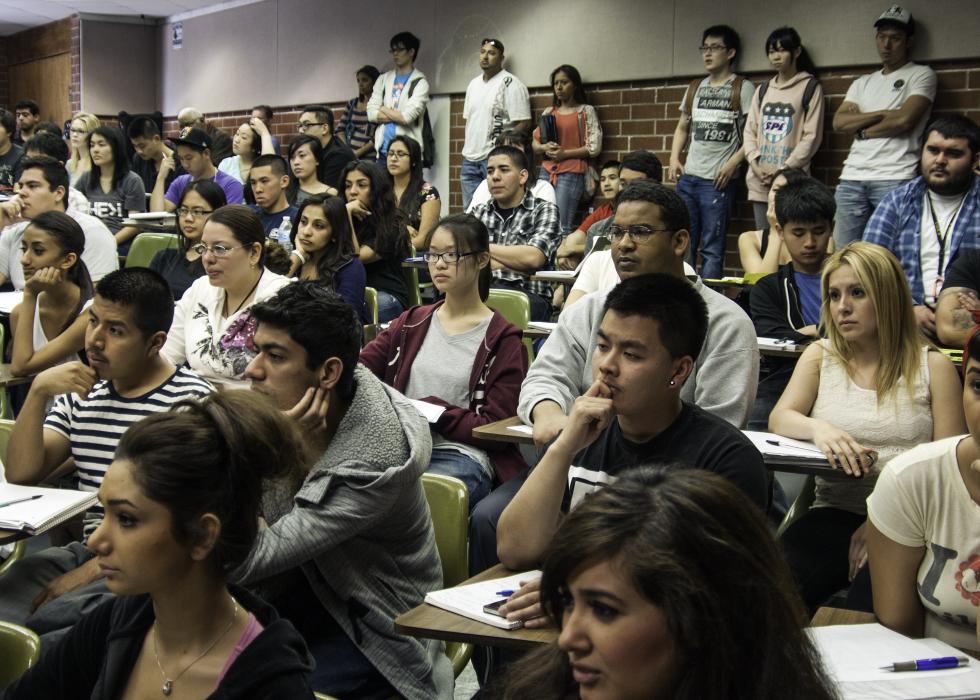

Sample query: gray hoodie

[518,277,759,428]
[234,365,453,699]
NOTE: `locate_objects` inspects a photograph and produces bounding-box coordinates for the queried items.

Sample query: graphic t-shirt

[0,143,23,193]
[382,73,410,155]
[76,171,146,233]
[795,270,822,326]
[681,76,755,179]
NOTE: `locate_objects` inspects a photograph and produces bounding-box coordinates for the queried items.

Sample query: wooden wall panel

[9,54,71,128]
[6,18,71,66]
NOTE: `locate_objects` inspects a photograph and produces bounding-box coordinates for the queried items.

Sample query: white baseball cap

[874,5,913,30]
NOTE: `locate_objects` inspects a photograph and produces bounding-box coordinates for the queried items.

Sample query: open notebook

[0,483,98,535]
[424,570,542,630]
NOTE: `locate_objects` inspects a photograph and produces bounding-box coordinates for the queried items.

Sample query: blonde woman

[769,242,965,612]
[66,112,100,186]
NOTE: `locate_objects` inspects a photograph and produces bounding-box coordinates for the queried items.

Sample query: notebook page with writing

[425,570,542,630]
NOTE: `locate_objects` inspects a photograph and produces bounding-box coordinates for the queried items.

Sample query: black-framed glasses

[192,243,248,258]
[177,207,213,218]
[699,44,727,53]
[423,251,479,264]
[389,45,409,54]
[296,121,326,131]
[387,149,411,160]
[605,225,674,244]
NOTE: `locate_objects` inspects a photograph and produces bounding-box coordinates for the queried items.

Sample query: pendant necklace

[152,597,239,696]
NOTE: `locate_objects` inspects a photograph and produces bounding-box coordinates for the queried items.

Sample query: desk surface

[0,364,35,387]
[472,416,534,446]
[810,607,876,627]
[394,563,558,649]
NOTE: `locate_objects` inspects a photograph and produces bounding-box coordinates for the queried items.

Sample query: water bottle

[277,216,293,254]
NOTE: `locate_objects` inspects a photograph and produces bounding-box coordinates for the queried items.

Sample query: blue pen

[880,656,970,672]
[0,494,42,509]
[495,590,515,597]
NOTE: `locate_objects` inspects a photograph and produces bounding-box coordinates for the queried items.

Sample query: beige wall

[81,19,159,115]
[155,0,980,114]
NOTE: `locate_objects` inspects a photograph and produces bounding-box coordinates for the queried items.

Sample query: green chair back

[0,418,24,578]
[364,287,379,326]
[125,233,180,269]
[0,418,15,460]
[404,246,422,308]
[743,271,769,285]
[0,620,40,687]
[421,473,473,677]
[486,288,535,364]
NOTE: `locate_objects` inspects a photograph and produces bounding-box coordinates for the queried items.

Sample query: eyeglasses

[296,121,326,131]
[192,243,248,257]
[389,46,409,54]
[387,150,411,160]
[177,207,213,218]
[699,44,727,53]
[422,251,478,264]
[606,225,674,244]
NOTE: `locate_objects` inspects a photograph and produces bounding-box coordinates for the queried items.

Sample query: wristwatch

[856,129,868,140]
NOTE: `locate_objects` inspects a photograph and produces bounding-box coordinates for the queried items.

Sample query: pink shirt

[215,613,264,687]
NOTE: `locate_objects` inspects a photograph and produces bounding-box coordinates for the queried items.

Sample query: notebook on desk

[425,570,542,630]
[0,483,97,535]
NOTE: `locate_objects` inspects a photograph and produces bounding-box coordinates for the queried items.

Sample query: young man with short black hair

[0,108,24,193]
[13,99,40,145]
[833,6,937,246]
[470,144,561,321]
[0,155,117,287]
[248,154,298,236]
[127,116,183,193]
[367,32,431,163]
[150,127,243,212]
[668,24,754,279]
[297,104,355,190]
[237,281,452,699]
[0,268,214,642]
[24,132,89,216]
[460,38,531,210]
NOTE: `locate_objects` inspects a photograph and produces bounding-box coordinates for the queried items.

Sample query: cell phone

[482,599,508,617]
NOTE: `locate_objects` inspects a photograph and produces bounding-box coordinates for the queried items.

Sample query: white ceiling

[0,0,235,35]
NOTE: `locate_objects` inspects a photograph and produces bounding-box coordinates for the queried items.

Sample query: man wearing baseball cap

[149,126,244,212]
[831,5,936,247]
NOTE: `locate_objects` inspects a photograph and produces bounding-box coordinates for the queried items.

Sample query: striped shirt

[44,366,214,538]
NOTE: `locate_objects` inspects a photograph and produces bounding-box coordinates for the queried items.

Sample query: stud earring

[668,379,675,386]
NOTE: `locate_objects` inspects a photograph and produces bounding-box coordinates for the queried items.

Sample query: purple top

[164,169,244,206]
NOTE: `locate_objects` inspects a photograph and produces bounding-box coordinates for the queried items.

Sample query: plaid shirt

[864,175,980,305]
[471,190,561,300]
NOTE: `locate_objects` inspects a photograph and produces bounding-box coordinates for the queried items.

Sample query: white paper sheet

[410,399,446,424]
[506,424,533,436]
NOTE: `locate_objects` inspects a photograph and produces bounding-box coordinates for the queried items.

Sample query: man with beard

[865,114,980,338]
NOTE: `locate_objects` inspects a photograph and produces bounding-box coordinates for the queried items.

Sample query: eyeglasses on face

[177,207,213,218]
[192,243,248,257]
[296,121,326,131]
[605,225,674,244]
[699,44,727,53]
[389,46,409,54]
[422,251,478,264]
[387,150,411,160]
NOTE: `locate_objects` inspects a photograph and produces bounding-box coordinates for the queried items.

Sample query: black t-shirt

[318,136,356,191]
[0,143,23,193]
[942,249,980,293]
[564,402,769,512]
[148,248,205,300]
[130,152,184,193]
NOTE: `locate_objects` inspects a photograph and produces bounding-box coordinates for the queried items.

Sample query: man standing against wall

[832,6,936,247]
[460,38,531,211]
[367,32,430,163]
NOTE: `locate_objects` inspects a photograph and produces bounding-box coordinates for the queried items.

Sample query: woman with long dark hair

[76,125,146,252]
[386,135,440,250]
[288,136,336,205]
[337,65,381,160]
[497,467,837,700]
[9,210,93,376]
[2,391,315,698]
[342,160,411,322]
[286,194,367,322]
[149,179,227,299]
[532,64,602,235]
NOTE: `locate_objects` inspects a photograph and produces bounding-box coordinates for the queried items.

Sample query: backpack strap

[757,80,770,107]
[683,78,701,118]
[730,75,745,116]
[801,76,820,117]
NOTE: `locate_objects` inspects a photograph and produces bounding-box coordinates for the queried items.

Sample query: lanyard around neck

[926,192,966,274]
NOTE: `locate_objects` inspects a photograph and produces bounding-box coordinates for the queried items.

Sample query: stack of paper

[0,483,98,535]
[758,336,805,352]
[809,623,980,699]
[425,570,542,630]
[743,431,830,466]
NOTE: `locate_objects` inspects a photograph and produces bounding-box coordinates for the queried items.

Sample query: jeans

[676,174,732,279]
[833,179,911,247]
[461,159,488,212]
[427,447,492,511]
[375,289,404,323]
[540,168,585,236]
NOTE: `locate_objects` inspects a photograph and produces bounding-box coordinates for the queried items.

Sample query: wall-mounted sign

[172,22,183,50]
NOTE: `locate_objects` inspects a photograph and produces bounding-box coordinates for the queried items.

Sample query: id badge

[929,275,945,306]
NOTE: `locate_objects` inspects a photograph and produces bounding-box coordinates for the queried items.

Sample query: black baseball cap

[171,126,211,151]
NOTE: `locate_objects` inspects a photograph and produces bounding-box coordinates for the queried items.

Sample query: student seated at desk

[465,129,556,215]
[866,327,980,652]
[738,166,811,274]
[288,136,337,206]
[554,159,621,270]
[769,242,965,614]
[237,282,452,699]
[9,211,92,377]
[149,179,226,300]
[748,178,834,429]
[497,468,835,700]
[23,131,89,216]
[248,154,298,237]
[361,214,527,507]
[0,269,214,644]
[2,391,315,699]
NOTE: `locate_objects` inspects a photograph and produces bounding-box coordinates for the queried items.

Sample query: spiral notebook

[0,483,98,535]
[424,570,542,630]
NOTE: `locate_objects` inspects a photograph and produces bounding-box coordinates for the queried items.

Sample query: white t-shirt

[0,209,119,289]
[867,435,980,652]
[466,179,556,213]
[840,62,937,181]
[570,252,698,298]
[462,70,531,162]
[919,192,967,304]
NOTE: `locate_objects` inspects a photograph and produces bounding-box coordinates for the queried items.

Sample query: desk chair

[486,289,534,364]
[125,232,180,269]
[404,246,422,308]
[364,287,379,325]
[421,473,473,677]
[0,418,26,575]
[0,620,40,686]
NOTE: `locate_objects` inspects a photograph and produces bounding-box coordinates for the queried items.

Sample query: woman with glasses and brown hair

[361,214,527,507]
[149,180,227,299]
[162,204,290,387]
[386,135,440,249]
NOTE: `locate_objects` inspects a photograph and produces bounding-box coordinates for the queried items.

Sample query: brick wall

[139,57,979,276]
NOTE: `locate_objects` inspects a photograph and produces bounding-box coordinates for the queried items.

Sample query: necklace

[223,269,263,318]
[152,597,239,696]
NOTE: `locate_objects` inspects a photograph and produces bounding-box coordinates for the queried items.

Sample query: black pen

[0,494,42,509]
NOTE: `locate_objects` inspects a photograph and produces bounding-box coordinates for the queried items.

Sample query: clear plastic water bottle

[277,216,293,254]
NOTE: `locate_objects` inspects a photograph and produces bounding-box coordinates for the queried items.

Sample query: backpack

[756,76,821,116]
[408,78,435,168]
[683,75,748,149]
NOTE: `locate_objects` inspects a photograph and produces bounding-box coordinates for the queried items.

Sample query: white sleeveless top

[810,340,933,514]
[32,298,86,368]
